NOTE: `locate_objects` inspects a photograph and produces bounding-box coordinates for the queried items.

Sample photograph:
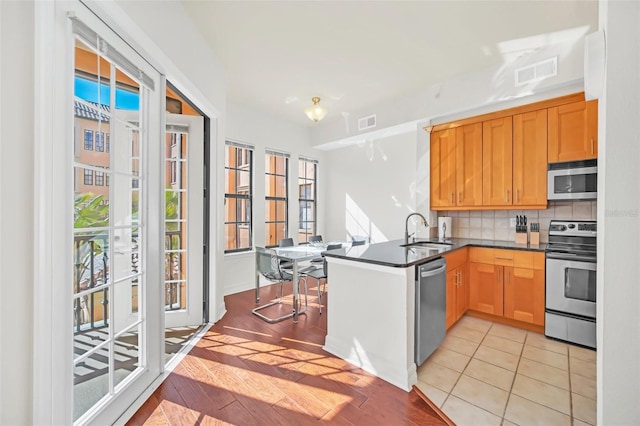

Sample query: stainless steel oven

[547,159,597,201]
[545,220,597,348]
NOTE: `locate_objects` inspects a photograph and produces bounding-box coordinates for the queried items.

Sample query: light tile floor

[416,316,596,426]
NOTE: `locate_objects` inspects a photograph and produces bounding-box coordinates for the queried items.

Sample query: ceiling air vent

[358,114,376,131]
[515,57,558,86]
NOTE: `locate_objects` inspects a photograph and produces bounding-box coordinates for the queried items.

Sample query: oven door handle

[546,252,596,263]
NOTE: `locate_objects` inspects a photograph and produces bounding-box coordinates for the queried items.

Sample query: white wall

[598,1,640,424]
[222,101,326,295]
[98,0,228,320]
[0,1,34,424]
[323,131,430,243]
[311,24,595,148]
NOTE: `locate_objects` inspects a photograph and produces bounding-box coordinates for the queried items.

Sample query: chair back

[322,243,342,272]
[256,247,285,282]
[279,238,294,247]
[309,235,323,243]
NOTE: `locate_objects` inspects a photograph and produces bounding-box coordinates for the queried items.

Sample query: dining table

[268,241,349,323]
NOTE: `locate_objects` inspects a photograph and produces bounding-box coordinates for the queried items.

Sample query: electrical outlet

[510,218,516,228]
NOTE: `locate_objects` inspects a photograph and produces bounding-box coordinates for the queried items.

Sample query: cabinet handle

[497,268,500,282]
[458,192,461,204]
[451,193,455,204]
[591,138,595,155]
[516,189,519,203]
[506,189,510,203]
[506,271,510,285]
[495,257,513,260]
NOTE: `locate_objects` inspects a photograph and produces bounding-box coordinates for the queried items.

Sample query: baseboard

[323,335,417,392]
[464,310,545,334]
[223,280,255,296]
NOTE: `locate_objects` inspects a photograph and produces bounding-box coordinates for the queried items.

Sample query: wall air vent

[358,114,377,131]
[515,57,558,86]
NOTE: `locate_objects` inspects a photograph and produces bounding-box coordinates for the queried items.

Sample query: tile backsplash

[438,201,597,243]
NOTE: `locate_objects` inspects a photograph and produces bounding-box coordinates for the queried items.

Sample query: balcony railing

[74,229,184,335]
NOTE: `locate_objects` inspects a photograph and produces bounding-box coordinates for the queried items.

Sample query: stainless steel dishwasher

[415,257,447,366]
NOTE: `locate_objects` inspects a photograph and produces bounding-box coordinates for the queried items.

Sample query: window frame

[84,129,94,150]
[298,157,317,243]
[224,141,254,253]
[265,150,289,248]
[95,131,105,152]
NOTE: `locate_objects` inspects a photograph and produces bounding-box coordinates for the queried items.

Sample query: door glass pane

[165,131,188,312]
[564,267,596,302]
[73,35,146,421]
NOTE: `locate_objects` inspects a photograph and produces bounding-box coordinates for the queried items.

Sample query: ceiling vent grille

[358,114,376,131]
[515,57,558,86]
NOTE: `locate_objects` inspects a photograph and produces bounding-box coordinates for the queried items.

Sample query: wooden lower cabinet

[469,262,503,316]
[468,249,545,327]
[503,266,545,326]
[443,249,468,329]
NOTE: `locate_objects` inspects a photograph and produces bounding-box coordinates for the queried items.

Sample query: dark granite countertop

[323,237,546,268]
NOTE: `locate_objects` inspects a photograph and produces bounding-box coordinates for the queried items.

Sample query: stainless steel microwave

[548,160,597,201]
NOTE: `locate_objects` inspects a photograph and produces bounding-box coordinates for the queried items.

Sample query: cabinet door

[548,100,598,162]
[469,262,503,316]
[513,110,548,207]
[431,129,457,208]
[456,123,483,207]
[483,117,513,206]
[445,268,458,330]
[455,265,468,322]
[503,267,545,325]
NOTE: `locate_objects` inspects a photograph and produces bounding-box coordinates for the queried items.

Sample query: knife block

[530,231,540,246]
[515,232,528,245]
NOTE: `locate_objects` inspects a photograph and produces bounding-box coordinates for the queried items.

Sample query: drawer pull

[495,257,513,260]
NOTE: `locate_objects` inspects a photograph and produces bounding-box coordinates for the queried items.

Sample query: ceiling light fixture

[304,97,328,122]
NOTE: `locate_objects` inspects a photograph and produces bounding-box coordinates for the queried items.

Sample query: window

[83,168,93,185]
[224,141,253,252]
[265,150,289,247]
[298,158,317,243]
[95,131,105,152]
[95,170,104,186]
[84,129,93,150]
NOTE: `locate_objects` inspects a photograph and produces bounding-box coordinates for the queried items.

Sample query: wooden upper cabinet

[430,128,457,207]
[482,117,513,206]
[513,109,548,207]
[548,100,598,162]
[456,123,483,207]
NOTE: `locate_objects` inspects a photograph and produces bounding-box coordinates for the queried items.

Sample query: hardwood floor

[127,281,450,425]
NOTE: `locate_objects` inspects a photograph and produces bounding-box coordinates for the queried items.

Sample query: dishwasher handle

[420,263,447,278]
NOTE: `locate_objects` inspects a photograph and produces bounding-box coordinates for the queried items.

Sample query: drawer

[469,247,494,263]
[443,247,468,270]
[493,249,514,266]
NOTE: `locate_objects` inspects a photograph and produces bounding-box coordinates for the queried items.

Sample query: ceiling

[182,1,598,128]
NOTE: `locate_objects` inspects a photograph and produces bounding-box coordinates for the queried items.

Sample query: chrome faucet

[404,212,429,245]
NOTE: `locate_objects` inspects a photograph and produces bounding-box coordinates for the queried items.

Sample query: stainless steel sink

[400,241,454,249]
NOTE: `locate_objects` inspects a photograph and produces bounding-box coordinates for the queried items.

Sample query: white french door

[164,113,205,328]
[67,4,164,425]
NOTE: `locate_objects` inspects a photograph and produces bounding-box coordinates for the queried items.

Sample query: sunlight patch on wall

[345,194,387,243]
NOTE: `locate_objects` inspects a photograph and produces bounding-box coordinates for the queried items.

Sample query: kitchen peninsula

[322,238,545,391]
